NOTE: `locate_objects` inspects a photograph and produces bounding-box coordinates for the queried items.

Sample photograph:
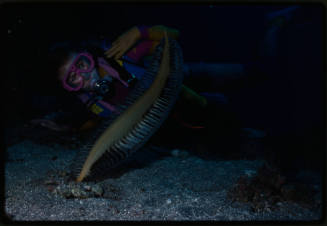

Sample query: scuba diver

[29,25,261,152]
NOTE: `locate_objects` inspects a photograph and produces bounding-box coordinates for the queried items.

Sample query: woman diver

[29,25,256,148]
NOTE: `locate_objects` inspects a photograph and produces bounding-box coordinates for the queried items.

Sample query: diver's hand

[28,119,71,132]
[104,26,141,60]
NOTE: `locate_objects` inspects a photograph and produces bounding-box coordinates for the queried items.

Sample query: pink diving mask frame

[62,52,95,92]
[62,52,130,92]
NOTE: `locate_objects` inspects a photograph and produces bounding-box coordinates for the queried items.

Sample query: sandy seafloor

[4,138,323,222]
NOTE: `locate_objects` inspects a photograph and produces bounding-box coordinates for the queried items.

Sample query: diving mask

[62,52,97,92]
[62,52,137,96]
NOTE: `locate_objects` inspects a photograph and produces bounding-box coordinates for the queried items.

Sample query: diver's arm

[105,25,180,60]
[105,26,141,59]
[126,25,180,58]
[138,25,180,40]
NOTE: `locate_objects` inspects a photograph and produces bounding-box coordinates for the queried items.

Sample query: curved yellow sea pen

[76,33,170,182]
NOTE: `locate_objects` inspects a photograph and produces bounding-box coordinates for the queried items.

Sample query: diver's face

[59,53,100,91]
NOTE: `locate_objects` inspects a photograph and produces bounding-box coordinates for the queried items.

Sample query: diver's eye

[77,60,88,70]
[69,72,77,83]
[76,61,84,69]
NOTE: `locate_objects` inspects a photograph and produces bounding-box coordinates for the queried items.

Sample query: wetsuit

[77,25,209,131]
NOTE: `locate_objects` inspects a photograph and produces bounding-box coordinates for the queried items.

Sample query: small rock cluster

[52,183,104,199]
[227,163,321,213]
[43,169,123,200]
[43,170,104,199]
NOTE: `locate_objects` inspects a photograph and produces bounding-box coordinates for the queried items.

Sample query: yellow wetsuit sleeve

[144,25,180,55]
[148,25,180,41]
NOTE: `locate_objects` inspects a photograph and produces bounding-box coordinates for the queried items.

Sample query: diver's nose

[81,72,92,81]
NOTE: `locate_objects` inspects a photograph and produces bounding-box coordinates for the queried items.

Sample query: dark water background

[4,3,326,175]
